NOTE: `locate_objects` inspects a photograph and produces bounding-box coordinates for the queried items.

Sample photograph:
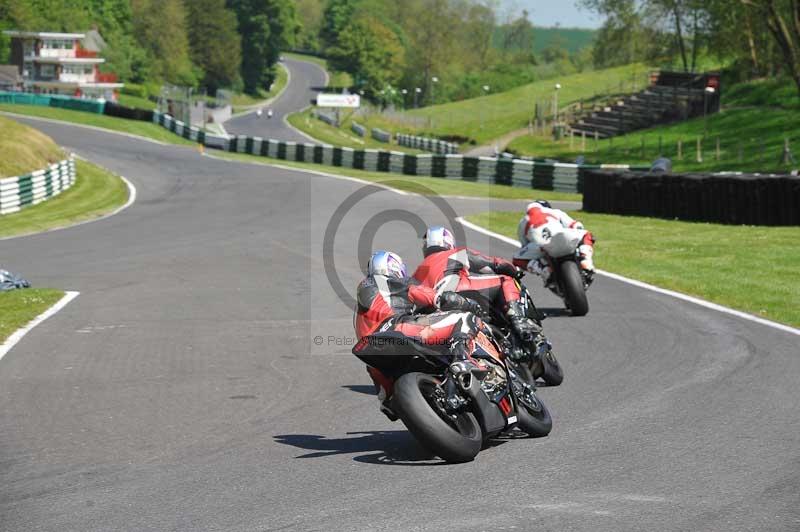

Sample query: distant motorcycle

[353,321,552,463]
[256,109,263,118]
[530,221,593,316]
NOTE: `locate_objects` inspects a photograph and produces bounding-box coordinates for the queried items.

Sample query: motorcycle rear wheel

[560,261,589,316]
[393,372,483,463]
[540,349,564,386]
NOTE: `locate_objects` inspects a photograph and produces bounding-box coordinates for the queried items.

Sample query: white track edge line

[0,291,80,362]
[0,160,137,241]
[456,216,800,337]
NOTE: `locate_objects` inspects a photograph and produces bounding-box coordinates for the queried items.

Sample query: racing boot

[505,301,544,362]
[529,258,554,288]
[367,366,398,421]
[578,244,595,273]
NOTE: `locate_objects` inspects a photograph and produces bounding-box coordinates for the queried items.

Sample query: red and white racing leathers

[412,247,521,314]
[354,274,478,403]
[513,202,595,276]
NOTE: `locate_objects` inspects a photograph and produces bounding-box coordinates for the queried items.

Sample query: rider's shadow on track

[274,432,510,466]
[538,307,572,318]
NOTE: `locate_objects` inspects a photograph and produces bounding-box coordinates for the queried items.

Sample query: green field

[214,151,581,202]
[0,159,129,238]
[287,108,422,153]
[298,63,648,147]
[0,288,66,343]
[467,210,800,328]
[508,78,800,173]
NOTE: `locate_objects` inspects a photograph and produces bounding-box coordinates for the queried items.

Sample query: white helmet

[422,226,456,257]
[367,251,407,279]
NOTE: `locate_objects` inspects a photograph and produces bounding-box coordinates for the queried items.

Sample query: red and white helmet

[422,226,456,257]
[367,251,407,279]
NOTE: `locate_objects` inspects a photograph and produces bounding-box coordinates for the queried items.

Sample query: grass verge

[507,107,800,174]
[0,288,65,343]
[231,64,290,113]
[215,150,581,201]
[287,108,422,153]
[0,116,65,178]
[0,159,129,238]
[466,210,800,327]
[0,104,197,147]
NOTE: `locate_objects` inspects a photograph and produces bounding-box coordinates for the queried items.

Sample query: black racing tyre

[541,348,564,386]
[393,372,483,463]
[560,261,589,317]
[515,391,553,438]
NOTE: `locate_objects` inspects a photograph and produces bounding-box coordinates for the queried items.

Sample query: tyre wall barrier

[372,128,391,143]
[104,102,154,122]
[0,91,105,114]
[351,122,366,137]
[396,133,459,154]
[152,112,646,193]
[582,170,800,225]
[0,156,76,215]
[151,111,207,144]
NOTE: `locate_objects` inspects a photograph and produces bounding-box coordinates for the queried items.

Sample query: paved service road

[224,58,328,143]
[1,119,799,532]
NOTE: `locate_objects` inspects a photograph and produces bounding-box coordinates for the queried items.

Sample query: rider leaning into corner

[354,251,486,420]
[412,227,544,360]
[513,200,596,284]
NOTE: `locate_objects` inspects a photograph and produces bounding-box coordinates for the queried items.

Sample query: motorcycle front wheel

[393,372,483,463]
[515,390,553,438]
[560,260,589,317]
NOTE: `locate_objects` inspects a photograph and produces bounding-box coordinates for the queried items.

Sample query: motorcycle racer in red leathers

[354,250,485,420]
[412,227,543,358]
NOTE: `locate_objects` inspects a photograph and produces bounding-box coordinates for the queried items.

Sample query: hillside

[506,77,800,173]
[353,63,648,145]
[492,26,596,55]
[0,116,64,178]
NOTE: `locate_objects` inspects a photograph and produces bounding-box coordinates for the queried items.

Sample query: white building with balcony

[3,30,123,101]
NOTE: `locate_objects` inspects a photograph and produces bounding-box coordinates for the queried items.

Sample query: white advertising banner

[317,93,361,108]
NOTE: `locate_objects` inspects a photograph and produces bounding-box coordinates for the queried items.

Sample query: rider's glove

[494,261,518,278]
[439,292,482,315]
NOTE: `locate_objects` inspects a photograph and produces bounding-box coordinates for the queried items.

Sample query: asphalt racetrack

[1,59,799,532]
[224,58,328,143]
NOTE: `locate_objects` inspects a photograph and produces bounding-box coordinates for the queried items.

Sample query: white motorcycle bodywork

[530,221,585,260]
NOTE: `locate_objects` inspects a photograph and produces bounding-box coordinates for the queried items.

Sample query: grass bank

[467,210,800,327]
[215,151,581,202]
[231,63,290,113]
[0,288,66,343]
[0,116,65,177]
[0,158,129,238]
[507,107,800,174]
[0,105,197,147]
[287,108,422,153]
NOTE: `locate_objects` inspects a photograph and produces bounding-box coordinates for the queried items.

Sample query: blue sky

[499,0,603,29]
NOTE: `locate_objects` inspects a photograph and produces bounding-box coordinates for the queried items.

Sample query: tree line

[581,0,800,96]
[0,0,298,95]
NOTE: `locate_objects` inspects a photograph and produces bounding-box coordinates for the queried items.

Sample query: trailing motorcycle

[353,321,552,463]
[465,278,564,387]
[529,221,593,317]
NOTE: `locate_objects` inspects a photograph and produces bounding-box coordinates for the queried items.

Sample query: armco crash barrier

[583,170,800,226]
[396,133,459,154]
[0,156,76,215]
[152,112,646,193]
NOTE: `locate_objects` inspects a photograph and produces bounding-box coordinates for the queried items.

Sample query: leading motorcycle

[353,320,552,463]
[529,221,593,316]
